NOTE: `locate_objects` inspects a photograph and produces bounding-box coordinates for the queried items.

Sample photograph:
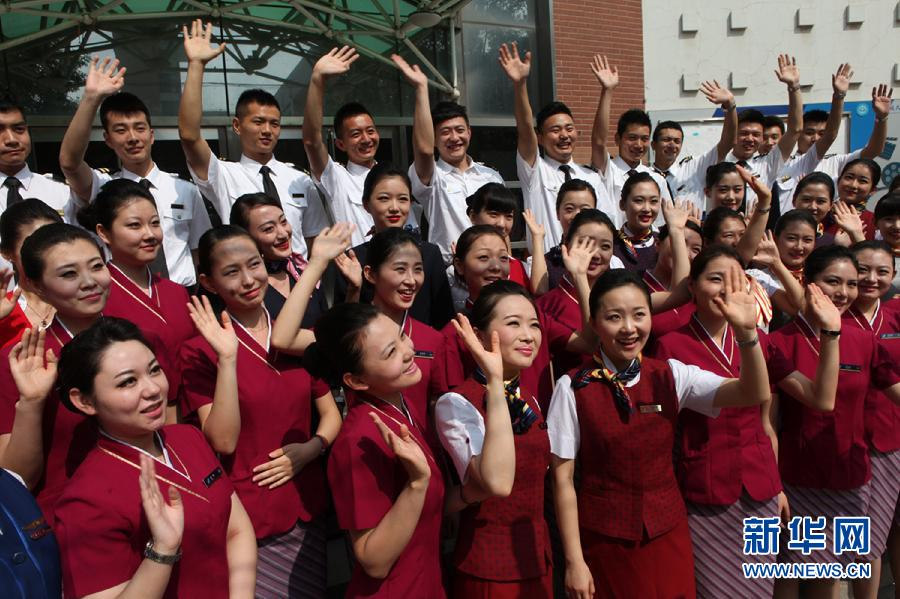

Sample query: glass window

[462,0,536,25]
[462,26,539,118]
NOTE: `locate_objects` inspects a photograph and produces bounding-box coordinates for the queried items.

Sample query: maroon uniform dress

[642,270,694,342]
[179,311,331,593]
[54,425,233,599]
[567,358,697,598]
[656,317,792,598]
[444,378,553,598]
[613,229,658,274]
[842,300,900,557]
[0,293,31,349]
[535,275,588,376]
[103,264,194,399]
[328,396,446,598]
[769,315,900,565]
[401,313,448,446]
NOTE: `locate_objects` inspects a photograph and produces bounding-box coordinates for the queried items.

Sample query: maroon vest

[572,357,686,541]
[656,322,782,505]
[452,378,551,581]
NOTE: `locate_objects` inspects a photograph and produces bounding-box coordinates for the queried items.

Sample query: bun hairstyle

[196,225,256,277]
[701,206,744,244]
[555,178,597,212]
[229,192,283,230]
[57,317,156,413]
[588,269,651,318]
[564,208,616,246]
[366,227,422,272]
[468,280,535,331]
[20,223,103,282]
[620,171,659,203]
[303,303,381,387]
[0,198,63,256]
[361,163,412,207]
[704,161,741,190]
[803,244,858,283]
[76,178,156,233]
[774,209,817,237]
[465,182,518,216]
[689,244,743,281]
[793,171,836,202]
[453,224,507,264]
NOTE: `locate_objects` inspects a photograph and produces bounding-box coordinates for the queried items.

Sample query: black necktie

[653,166,675,199]
[140,178,169,279]
[559,164,573,182]
[626,169,638,179]
[259,165,280,202]
[737,159,750,169]
[3,177,23,207]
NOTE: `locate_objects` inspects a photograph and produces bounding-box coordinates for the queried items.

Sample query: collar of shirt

[598,349,642,387]
[541,154,577,171]
[119,163,162,187]
[346,160,372,177]
[622,224,656,246]
[436,155,482,176]
[239,153,280,175]
[611,155,645,174]
[10,164,34,191]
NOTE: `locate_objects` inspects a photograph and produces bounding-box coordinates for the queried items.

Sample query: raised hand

[310,222,354,264]
[0,269,21,321]
[806,283,842,330]
[9,328,57,403]
[699,80,734,107]
[391,54,428,89]
[562,237,598,278]
[662,198,697,230]
[182,19,225,65]
[369,412,430,485]
[832,201,865,240]
[84,56,126,99]
[735,164,772,207]
[774,54,800,88]
[831,63,853,95]
[714,263,758,332]
[498,42,531,84]
[752,231,781,268]
[139,455,184,555]
[335,249,362,290]
[187,296,238,361]
[452,313,505,382]
[251,442,317,489]
[590,54,619,90]
[313,46,359,79]
[522,209,545,240]
[872,84,894,120]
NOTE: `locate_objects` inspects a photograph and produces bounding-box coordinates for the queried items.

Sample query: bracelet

[788,84,801,93]
[756,206,771,214]
[833,91,846,99]
[875,115,889,123]
[314,434,329,455]
[723,100,736,111]
[820,328,841,338]
[737,335,759,348]
[144,540,182,565]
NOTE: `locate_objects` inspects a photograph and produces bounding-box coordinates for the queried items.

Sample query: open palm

[182,19,225,64]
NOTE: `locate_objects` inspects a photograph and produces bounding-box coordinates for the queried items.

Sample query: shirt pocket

[160,197,193,238]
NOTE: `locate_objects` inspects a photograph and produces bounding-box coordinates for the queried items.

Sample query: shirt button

[12,552,26,564]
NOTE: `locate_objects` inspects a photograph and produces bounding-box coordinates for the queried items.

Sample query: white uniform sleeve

[89,168,113,200]
[762,149,787,186]
[189,154,232,224]
[301,179,329,237]
[818,150,861,179]
[668,358,724,417]
[547,375,580,458]
[516,150,539,190]
[188,186,212,249]
[610,255,625,269]
[435,393,485,481]
[746,269,783,296]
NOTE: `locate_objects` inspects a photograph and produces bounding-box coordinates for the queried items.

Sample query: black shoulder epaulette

[678,155,694,165]
[823,153,837,159]
[754,151,770,159]
[581,163,598,173]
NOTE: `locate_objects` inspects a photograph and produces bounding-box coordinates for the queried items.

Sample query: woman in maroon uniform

[79,179,194,411]
[179,224,344,597]
[845,240,900,599]
[773,209,817,285]
[612,172,661,273]
[0,224,117,523]
[769,245,900,599]
[306,303,446,598]
[549,267,779,598]
[792,172,839,247]
[436,280,549,597]
[0,199,62,348]
[655,245,841,598]
[51,317,257,598]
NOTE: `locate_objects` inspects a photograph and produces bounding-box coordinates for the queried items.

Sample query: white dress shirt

[775,147,862,214]
[656,145,720,213]
[90,165,211,287]
[724,149,787,214]
[517,152,613,252]
[410,157,503,264]
[0,165,81,222]
[189,154,325,257]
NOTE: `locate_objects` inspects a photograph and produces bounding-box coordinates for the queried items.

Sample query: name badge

[414,350,434,359]
[291,193,305,198]
[839,363,862,373]
[22,517,52,541]
[171,203,185,210]
[639,404,662,414]
[204,466,223,488]
[880,333,900,340]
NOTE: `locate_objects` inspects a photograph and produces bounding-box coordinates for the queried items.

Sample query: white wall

[642,0,900,112]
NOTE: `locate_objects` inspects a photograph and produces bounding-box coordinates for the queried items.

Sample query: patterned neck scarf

[265,253,307,281]
[747,275,773,328]
[618,226,653,260]
[473,368,537,435]
[816,222,825,238]
[572,353,642,418]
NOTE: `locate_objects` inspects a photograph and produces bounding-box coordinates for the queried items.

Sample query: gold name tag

[639,404,662,414]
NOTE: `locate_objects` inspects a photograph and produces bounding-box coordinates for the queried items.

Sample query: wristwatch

[820,329,841,338]
[144,540,182,565]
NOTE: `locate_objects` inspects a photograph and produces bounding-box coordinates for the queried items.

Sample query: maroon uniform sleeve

[311,376,331,399]
[761,332,795,385]
[178,341,217,416]
[872,338,900,390]
[55,492,141,598]
[443,325,466,389]
[538,305,577,357]
[427,341,449,397]
[0,347,18,434]
[327,425,396,531]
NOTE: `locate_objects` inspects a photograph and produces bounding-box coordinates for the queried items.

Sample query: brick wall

[552,0,645,164]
